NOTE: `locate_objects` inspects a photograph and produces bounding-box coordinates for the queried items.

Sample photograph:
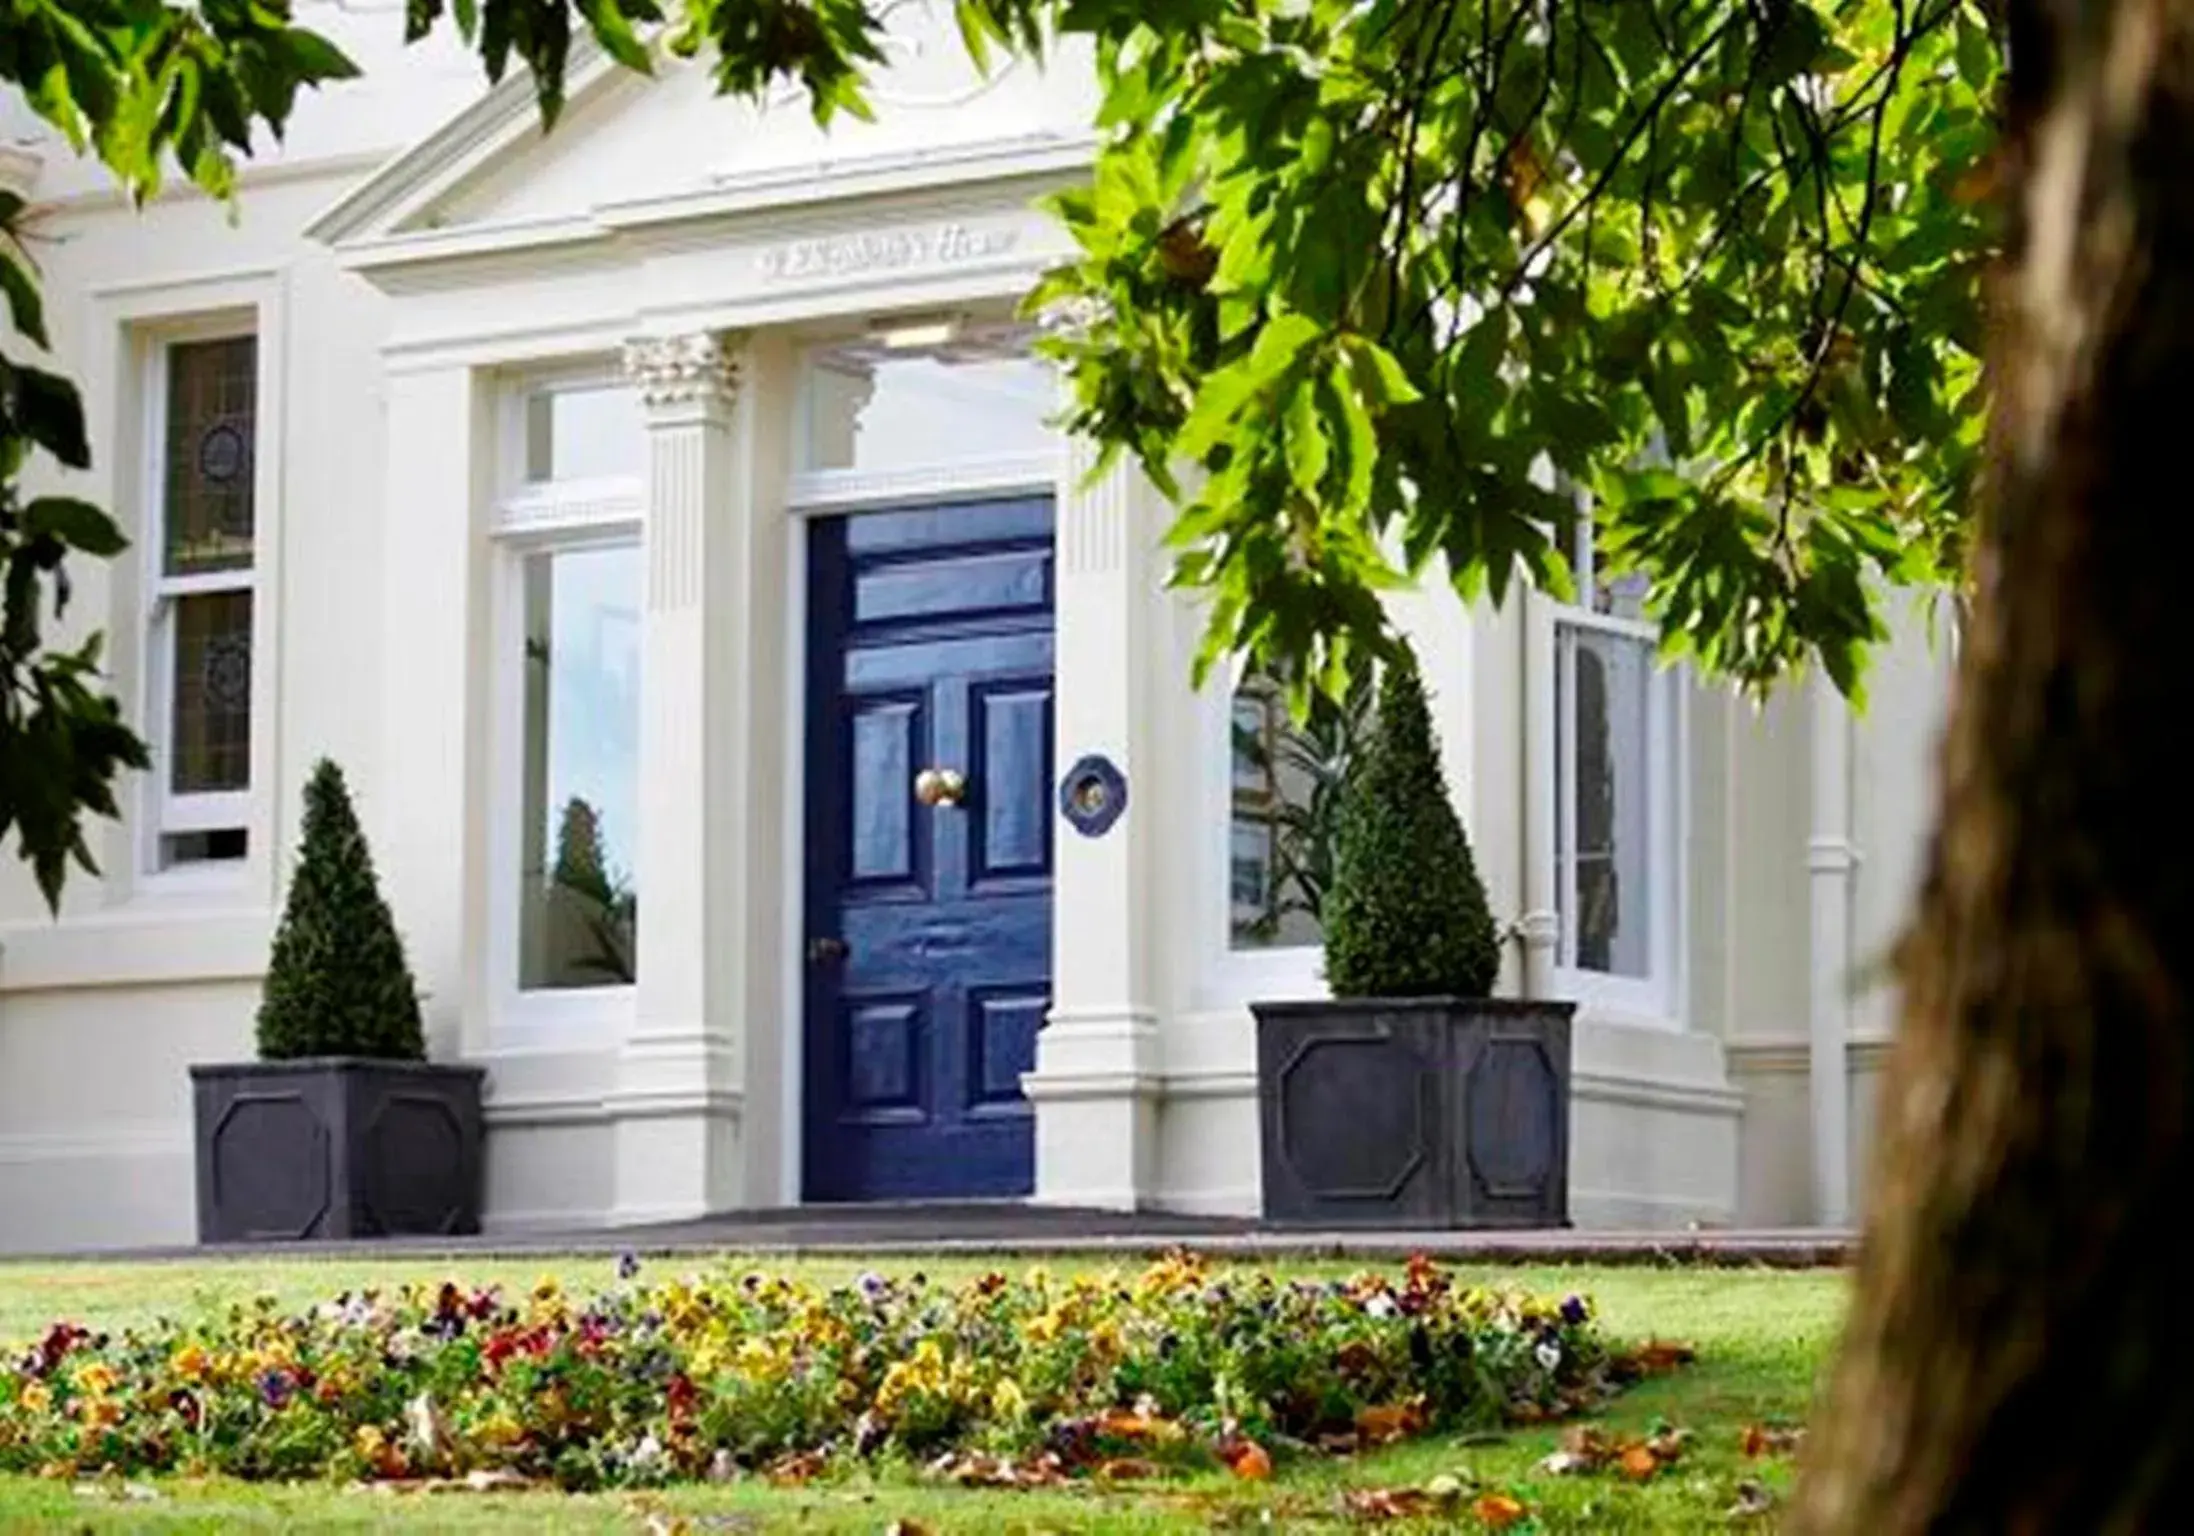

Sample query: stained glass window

[162,337,256,577]
[170,591,253,794]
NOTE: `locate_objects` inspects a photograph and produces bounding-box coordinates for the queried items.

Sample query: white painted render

[0,2,1953,1251]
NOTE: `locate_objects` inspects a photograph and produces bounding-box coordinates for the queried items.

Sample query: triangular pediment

[311,1,1097,249]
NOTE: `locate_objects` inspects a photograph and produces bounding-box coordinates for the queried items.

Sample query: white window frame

[484,363,644,1045]
[1540,521,1686,1026]
[137,318,263,890]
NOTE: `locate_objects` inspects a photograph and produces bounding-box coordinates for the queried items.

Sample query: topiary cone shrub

[1322,647,1501,999]
[257,758,425,1061]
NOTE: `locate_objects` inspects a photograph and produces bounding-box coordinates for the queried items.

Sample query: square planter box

[1253,997,1574,1229]
[191,1058,486,1243]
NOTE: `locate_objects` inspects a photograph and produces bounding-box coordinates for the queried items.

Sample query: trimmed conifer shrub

[1323,648,1501,998]
[256,759,425,1060]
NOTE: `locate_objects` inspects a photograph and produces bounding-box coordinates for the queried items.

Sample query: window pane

[163,337,256,576]
[170,590,252,793]
[518,544,641,990]
[801,347,1055,475]
[1228,674,1364,952]
[1557,625,1653,977]
[524,384,642,483]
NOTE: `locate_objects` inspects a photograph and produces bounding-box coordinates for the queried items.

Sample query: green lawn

[0,1254,1845,1532]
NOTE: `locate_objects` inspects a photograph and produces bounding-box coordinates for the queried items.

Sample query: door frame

[775,460,1065,1206]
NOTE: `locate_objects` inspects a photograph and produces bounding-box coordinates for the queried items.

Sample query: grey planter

[190,1058,486,1243]
[1253,997,1574,1229]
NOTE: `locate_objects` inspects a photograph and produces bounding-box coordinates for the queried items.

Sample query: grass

[0,1253,1847,1532]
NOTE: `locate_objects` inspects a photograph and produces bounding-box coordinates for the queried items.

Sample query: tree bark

[1795,1,2194,1530]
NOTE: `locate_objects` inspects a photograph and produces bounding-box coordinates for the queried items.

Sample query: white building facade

[0,5,1952,1251]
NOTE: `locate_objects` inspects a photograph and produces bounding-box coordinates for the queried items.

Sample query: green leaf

[23,498,129,558]
[574,0,654,76]
[1344,338,1421,408]
[13,365,91,469]
[1284,381,1330,496]
[0,249,47,348]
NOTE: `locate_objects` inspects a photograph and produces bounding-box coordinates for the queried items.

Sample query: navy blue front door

[803,498,1055,1202]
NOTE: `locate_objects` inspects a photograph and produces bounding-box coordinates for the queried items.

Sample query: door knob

[914,767,967,808]
[807,935,849,965]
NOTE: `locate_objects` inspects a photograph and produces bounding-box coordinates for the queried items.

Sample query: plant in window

[256,759,424,1060]
[1323,648,1499,998]
[550,796,637,984]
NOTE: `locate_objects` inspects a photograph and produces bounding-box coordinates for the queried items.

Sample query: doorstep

[10,1205,1853,1267]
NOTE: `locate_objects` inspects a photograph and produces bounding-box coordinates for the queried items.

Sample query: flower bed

[0,1253,1648,1490]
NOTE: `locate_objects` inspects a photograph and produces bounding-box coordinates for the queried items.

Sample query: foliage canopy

[0,0,2001,902]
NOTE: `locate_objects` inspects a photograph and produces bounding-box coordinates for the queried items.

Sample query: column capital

[622,331,743,411]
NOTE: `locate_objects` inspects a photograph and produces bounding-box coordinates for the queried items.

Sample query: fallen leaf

[1741,1423,1806,1458]
[1618,1444,1662,1481]
[883,1521,935,1536]
[1095,1457,1163,1482]
[1625,1340,1697,1375]
[1729,1478,1775,1517]
[1425,1472,1469,1506]
[1354,1400,1429,1447]
[1645,1426,1692,1464]
[1225,1440,1273,1481]
[72,1482,159,1502]
[1473,1491,1529,1529]
[923,1450,1067,1489]
[766,1448,827,1487]
[1538,1425,1613,1475]
[1341,1486,1433,1520]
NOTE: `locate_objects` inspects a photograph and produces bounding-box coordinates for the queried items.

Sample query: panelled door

[802,498,1055,1201]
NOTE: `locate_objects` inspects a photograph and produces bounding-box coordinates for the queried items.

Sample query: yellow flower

[1090,1320,1124,1357]
[171,1344,211,1382]
[991,1379,1028,1420]
[19,1382,50,1413]
[71,1363,118,1397]
[478,1411,525,1448]
[1025,1308,1064,1345]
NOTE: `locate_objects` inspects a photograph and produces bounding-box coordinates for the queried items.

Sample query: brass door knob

[914,767,967,808]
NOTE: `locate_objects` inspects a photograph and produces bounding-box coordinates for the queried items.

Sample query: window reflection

[518,544,641,989]
[1229,670,1371,951]
[1557,625,1653,978]
[801,344,1055,475]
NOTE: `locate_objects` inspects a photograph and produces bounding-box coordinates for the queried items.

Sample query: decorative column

[607,333,748,1223]
[1806,672,1857,1226]
[1518,593,1562,999]
[1022,443,1162,1210]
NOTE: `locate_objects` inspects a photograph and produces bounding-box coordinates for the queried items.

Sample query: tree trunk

[1795,2,2194,1530]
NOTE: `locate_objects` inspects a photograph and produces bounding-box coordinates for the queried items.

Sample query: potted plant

[191,759,484,1242]
[1253,649,1574,1228]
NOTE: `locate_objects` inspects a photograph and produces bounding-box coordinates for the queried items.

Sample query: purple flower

[855,1271,890,1303]
[257,1368,295,1409]
[1560,1295,1588,1327]
[617,1250,642,1282]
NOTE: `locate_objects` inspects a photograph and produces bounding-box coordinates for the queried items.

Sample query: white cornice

[330,135,1088,291]
[304,35,622,246]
